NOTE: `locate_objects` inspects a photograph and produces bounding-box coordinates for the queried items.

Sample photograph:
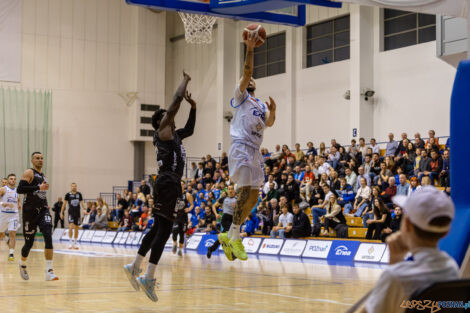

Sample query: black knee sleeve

[43,227,53,249]
[178,230,185,244]
[21,234,35,258]
[172,228,178,242]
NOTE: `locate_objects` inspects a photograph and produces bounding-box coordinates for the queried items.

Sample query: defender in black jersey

[60,183,85,249]
[17,152,58,281]
[172,182,193,256]
[124,71,196,302]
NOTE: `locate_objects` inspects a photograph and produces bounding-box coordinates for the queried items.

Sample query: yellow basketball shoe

[228,238,247,261]
[218,232,234,261]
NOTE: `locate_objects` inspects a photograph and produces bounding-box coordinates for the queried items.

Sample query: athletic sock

[46,260,53,271]
[145,263,157,280]
[132,253,144,269]
[9,249,14,255]
[230,224,241,240]
[19,259,26,266]
[69,237,72,245]
[73,238,77,245]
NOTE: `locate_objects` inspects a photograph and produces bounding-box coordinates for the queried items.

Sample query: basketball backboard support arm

[210,0,340,14]
[126,0,334,26]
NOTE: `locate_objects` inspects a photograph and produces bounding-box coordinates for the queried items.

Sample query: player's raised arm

[17,169,46,194]
[176,91,197,140]
[265,96,276,127]
[159,71,191,135]
[239,33,258,92]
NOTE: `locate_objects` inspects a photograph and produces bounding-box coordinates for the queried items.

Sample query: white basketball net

[178,12,217,44]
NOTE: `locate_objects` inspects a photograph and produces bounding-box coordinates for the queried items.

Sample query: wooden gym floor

[0,240,383,313]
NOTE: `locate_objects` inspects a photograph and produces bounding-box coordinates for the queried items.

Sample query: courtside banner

[302,240,332,259]
[280,240,307,257]
[80,230,95,242]
[186,235,203,250]
[102,231,117,244]
[113,231,124,244]
[92,230,107,243]
[118,232,129,244]
[60,230,69,241]
[242,237,263,254]
[132,233,143,245]
[126,232,137,245]
[197,234,219,255]
[327,240,360,262]
[258,239,284,255]
[52,228,65,241]
[380,246,390,264]
[354,243,386,263]
[165,237,173,248]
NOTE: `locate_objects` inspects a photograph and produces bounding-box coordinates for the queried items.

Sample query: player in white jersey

[0,174,21,261]
[218,31,276,261]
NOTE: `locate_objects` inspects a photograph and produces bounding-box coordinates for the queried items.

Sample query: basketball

[242,23,266,47]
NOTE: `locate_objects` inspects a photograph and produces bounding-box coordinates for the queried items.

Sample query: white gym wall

[0,0,457,201]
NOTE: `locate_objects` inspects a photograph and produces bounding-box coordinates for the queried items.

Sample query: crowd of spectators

[50,131,450,243]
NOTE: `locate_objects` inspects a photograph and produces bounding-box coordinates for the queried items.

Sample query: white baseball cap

[392,186,454,233]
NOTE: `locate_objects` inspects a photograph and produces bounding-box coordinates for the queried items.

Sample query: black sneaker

[206,247,213,259]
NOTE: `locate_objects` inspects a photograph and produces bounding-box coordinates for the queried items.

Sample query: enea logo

[334,245,351,256]
[205,239,215,247]
[248,239,255,246]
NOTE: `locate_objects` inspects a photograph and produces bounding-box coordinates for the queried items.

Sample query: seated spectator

[380,206,402,242]
[421,176,432,186]
[322,193,346,237]
[291,203,311,238]
[362,186,382,227]
[130,200,143,220]
[318,155,332,176]
[285,174,301,204]
[319,172,330,188]
[396,174,409,196]
[306,141,317,157]
[311,184,333,225]
[365,198,391,240]
[355,166,371,192]
[361,187,458,313]
[132,205,149,230]
[318,142,327,157]
[270,205,293,239]
[135,217,149,232]
[414,132,425,149]
[139,179,151,196]
[408,177,422,194]
[263,174,278,194]
[385,133,398,157]
[427,150,443,184]
[241,213,257,237]
[201,206,217,233]
[357,137,368,159]
[425,129,439,151]
[293,165,304,184]
[348,139,358,159]
[369,153,381,182]
[376,162,392,188]
[370,138,380,154]
[115,193,128,222]
[345,167,357,190]
[302,165,315,184]
[329,170,341,193]
[439,149,450,187]
[417,150,431,182]
[293,143,304,163]
[195,162,205,181]
[266,182,279,202]
[117,209,133,232]
[337,176,355,209]
[327,146,340,169]
[97,197,109,217]
[345,177,370,218]
[382,177,397,205]
[91,208,108,230]
[188,206,203,230]
[109,206,119,223]
[81,204,97,230]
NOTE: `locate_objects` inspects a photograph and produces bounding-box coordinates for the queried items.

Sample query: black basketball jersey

[65,192,83,212]
[23,168,48,208]
[154,131,186,184]
[175,192,189,223]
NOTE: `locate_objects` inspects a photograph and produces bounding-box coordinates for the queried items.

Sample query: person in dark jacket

[428,150,443,184]
[337,176,355,208]
[439,149,450,187]
[291,204,311,238]
[285,174,301,204]
[380,206,402,242]
[417,150,432,183]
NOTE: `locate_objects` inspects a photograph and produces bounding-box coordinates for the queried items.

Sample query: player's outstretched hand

[183,70,191,81]
[266,96,276,112]
[184,91,196,108]
[244,31,259,49]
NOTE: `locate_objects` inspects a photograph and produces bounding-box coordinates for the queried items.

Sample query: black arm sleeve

[17,180,39,194]
[176,108,196,140]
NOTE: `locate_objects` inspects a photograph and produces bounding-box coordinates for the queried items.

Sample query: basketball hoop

[178,12,217,44]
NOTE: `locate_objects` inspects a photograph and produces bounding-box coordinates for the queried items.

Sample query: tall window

[384,9,436,51]
[243,32,286,79]
[305,15,350,68]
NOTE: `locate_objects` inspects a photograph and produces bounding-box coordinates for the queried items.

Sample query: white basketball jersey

[230,85,268,149]
[1,186,19,213]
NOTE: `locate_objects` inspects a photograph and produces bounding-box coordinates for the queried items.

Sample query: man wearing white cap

[359,186,459,313]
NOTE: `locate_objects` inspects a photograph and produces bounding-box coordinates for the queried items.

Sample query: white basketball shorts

[228,141,264,188]
[0,212,20,232]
